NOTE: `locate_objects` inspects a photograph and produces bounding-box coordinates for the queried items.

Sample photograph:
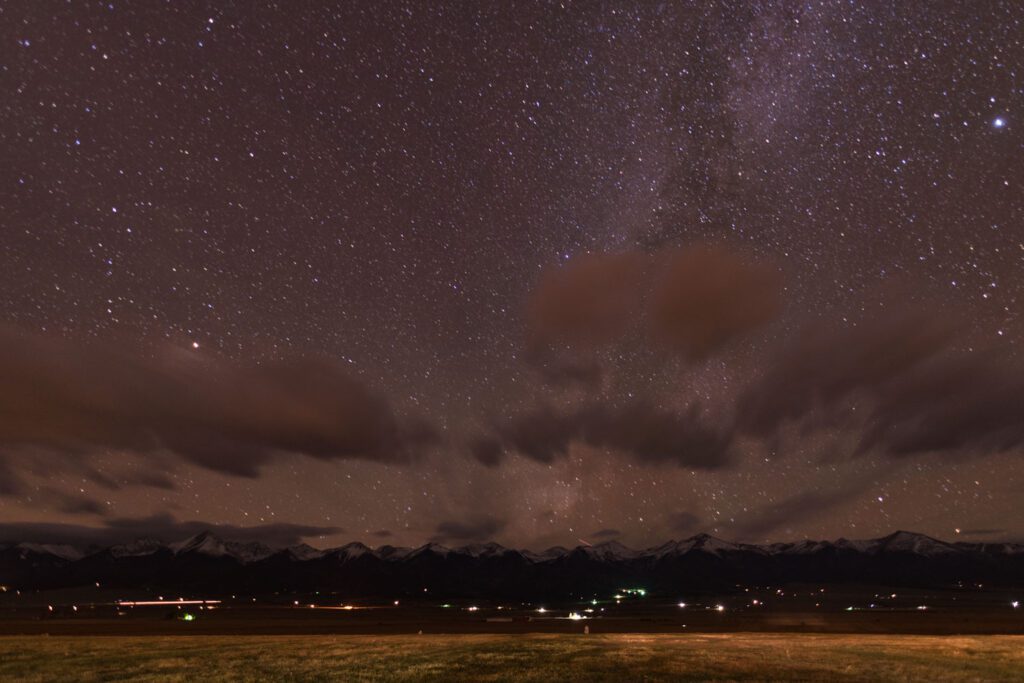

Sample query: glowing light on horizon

[117,600,222,606]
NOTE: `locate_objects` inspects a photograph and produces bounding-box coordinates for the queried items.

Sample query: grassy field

[2,633,1023,681]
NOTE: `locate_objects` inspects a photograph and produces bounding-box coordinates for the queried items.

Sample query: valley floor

[2,633,1023,681]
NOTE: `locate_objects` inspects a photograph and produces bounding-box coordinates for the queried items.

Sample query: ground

[2,633,1023,682]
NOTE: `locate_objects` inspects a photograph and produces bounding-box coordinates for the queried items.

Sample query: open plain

[3,632,1024,682]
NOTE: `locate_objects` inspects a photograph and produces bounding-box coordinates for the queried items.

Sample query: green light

[181,613,196,621]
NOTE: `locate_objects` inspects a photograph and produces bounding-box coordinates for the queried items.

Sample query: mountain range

[2,531,1022,598]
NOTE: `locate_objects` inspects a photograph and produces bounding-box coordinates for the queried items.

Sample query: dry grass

[2,633,1023,681]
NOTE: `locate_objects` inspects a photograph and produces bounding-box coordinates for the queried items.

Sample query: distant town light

[117,600,221,607]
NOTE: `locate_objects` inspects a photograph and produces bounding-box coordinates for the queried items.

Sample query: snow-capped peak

[772,539,834,555]
[15,542,85,561]
[677,533,739,555]
[523,546,569,562]
[225,540,275,563]
[877,530,959,556]
[171,532,274,563]
[108,538,164,558]
[458,542,508,558]
[284,543,324,561]
[834,537,874,553]
[406,542,452,558]
[375,545,413,560]
[172,531,227,556]
[325,542,372,560]
[579,540,639,561]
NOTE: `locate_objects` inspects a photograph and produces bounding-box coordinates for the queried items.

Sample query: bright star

[993,117,1005,128]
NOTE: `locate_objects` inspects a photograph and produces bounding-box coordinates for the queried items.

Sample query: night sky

[1,1,1022,550]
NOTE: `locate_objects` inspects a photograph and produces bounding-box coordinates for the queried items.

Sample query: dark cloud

[0,325,437,478]
[736,312,957,438]
[526,251,648,349]
[590,528,621,539]
[0,452,178,500]
[80,461,178,492]
[729,473,880,540]
[77,466,122,492]
[125,471,177,491]
[733,491,852,541]
[432,516,507,543]
[469,437,505,468]
[647,246,783,359]
[734,310,1024,462]
[488,400,731,469]
[371,529,393,538]
[525,245,782,361]
[0,460,25,495]
[858,353,1024,459]
[0,450,178,497]
[34,488,108,516]
[0,513,342,547]
[667,511,702,534]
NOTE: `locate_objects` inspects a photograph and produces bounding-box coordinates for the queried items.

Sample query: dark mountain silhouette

[2,531,1021,598]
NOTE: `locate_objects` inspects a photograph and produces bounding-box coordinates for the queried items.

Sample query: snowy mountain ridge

[6,529,1018,566]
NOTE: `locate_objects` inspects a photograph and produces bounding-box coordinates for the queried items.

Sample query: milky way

[1,2,1021,549]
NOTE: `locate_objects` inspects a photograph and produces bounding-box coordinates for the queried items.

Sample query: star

[1,0,1022,550]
